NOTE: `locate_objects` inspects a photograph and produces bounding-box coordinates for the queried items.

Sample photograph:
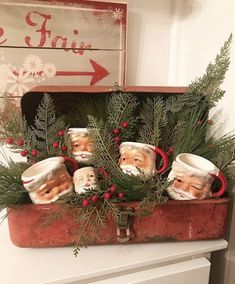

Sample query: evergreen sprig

[139,176,169,214]
[196,132,235,179]
[31,93,66,157]
[88,115,127,180]
[71,198,118,256]
[61,96,107,127]
[0,161,31,213]
[187,34,232,108]
[171,108,209,159]
[138,97,167,145]
[107,92,139,141]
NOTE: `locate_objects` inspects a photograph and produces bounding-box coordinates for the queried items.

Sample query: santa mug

[21,156,78,204]
[68,128,94,164]
[73,166,100,194]
[119,142,169,177]
[167,153,227,200]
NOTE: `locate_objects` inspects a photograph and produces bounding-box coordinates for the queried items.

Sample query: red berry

[118,192,125,198]
[104,192,111,200]
[122,121,128,128]
[31,149,38,157]
[109,184,117,193]
[61,145,67,152]
[167,146,174,156]
[58,130,65,137]
[6,137,14,144]
[82,199,89,206]
[17,138,24,146]
[53,141,59,149]
[113,128,120,135]
[20,150,27,157]
[114,136,120,143]
[91,195,99,202]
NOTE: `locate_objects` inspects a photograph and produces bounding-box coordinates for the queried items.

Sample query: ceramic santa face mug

[73,166,99,194]
[167,153,227,200]
[21,156,78,204]
[119,142,169,177]
[68,128,94,164]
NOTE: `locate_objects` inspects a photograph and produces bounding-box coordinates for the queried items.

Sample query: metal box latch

[116,208,133,243]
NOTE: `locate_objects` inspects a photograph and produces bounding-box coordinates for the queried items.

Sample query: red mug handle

[63,156,79,175]
[211,171,227,197]
[154,147,169,174]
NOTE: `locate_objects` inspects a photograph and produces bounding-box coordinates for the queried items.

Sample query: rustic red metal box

[8,198,229,248]
[6,86,230,248]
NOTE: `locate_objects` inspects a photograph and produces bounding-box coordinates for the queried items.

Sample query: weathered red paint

[7,198,230,248]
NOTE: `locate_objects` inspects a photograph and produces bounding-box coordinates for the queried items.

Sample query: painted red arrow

[56,59,109,86]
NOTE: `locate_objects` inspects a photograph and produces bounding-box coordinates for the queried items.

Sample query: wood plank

[0,0,127,50]
[0,47,126,95]
[28,85,187,94]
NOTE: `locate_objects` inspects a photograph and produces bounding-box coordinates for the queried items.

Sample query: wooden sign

[0,0,127,97]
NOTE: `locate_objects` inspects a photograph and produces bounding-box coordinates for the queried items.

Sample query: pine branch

[107,92,139,141]
[61,96,107,127]
[138,97,167,145]
[187,34,232,108]
[172,108,209,158]
[30,93,66,158]
[0,162,31,212]
[31,94,56,155]
[72,199,118,256]
[88,115,128,180]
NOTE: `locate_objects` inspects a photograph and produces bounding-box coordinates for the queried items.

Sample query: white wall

[125,0,172,85]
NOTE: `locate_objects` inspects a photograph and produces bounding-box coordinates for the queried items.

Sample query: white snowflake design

[0,53,57,96]
[23,54,43,75]
[112,8,123,21]
[43,63,57,78]
[7,68,34,97]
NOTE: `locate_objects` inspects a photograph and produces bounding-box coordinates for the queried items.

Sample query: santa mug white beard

[119,142,169,178]
[167,153,227,200]
[21,156,78,204]
[68,128,94,164]
[73,166,99,194]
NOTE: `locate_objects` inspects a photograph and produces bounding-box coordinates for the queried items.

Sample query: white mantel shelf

[0,213,228,284]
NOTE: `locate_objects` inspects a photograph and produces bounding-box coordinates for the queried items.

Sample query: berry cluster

[5,137,38,158]
[113,121,129,145]
[52,130,67,152]
[5,129,67,159]
[82,184,125,207]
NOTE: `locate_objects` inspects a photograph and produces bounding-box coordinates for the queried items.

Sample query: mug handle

[63,156,79,174]
[211,171,227,197]
[154,147,169,174]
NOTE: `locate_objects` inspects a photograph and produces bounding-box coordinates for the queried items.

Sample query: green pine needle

[187,33,232,108]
